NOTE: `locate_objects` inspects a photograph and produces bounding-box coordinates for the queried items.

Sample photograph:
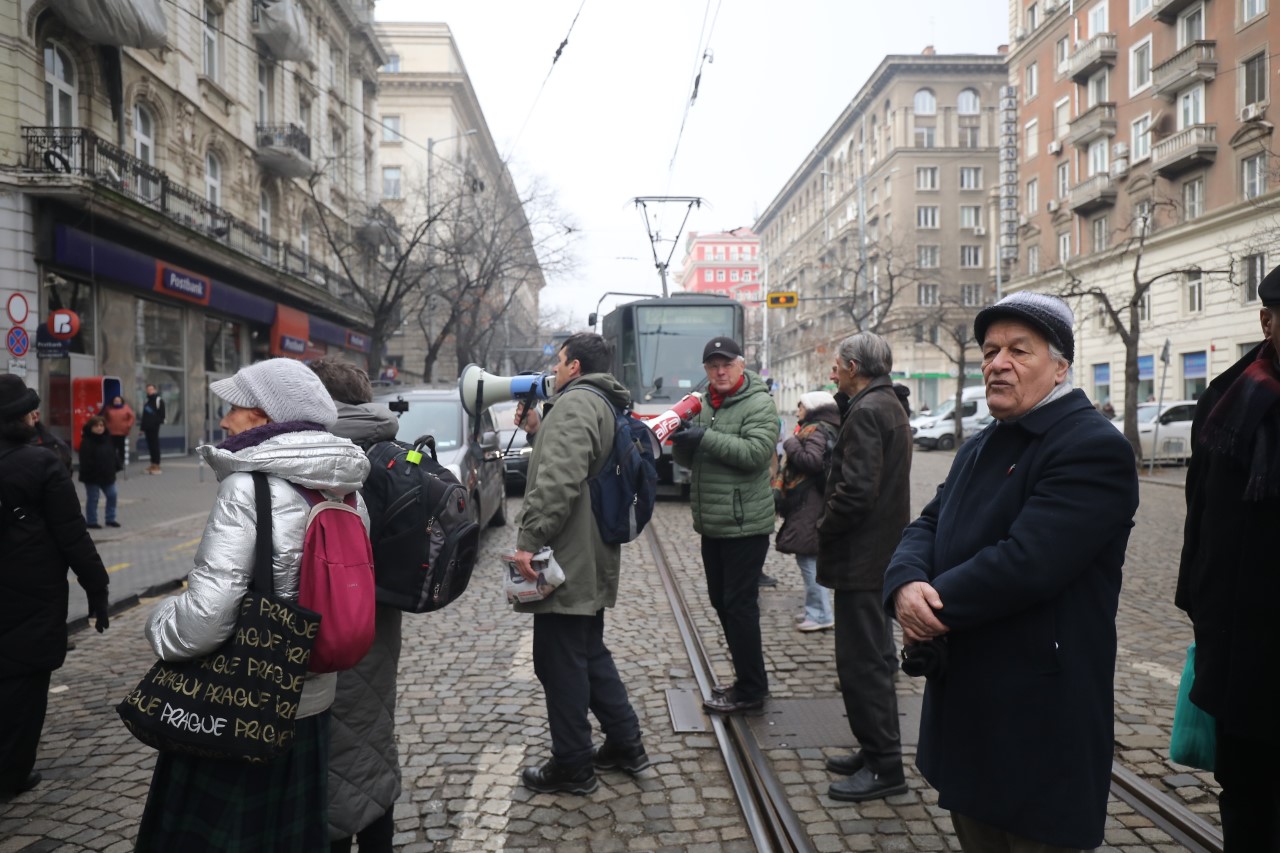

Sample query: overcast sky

[375,1,1011,325]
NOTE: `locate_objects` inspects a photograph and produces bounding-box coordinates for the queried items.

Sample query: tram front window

[633,306,738,401]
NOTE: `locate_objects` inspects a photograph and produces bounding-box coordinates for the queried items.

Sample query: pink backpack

[293,486,376,673]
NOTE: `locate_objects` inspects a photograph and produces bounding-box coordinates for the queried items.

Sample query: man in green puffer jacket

[671,337,778,714]
[510,333,647,796]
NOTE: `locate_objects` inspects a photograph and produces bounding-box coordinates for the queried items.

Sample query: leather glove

[671,423,705,453]
[87,589,110,633]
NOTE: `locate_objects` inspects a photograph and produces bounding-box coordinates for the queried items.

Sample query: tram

[595,293,745,492]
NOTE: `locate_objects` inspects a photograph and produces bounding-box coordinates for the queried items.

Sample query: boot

[520,759,598,795]
[828,764,907,802]
[592,739,650,774]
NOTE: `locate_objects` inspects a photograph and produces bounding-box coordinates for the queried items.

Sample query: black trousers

[143,426,162,466]
[0,670,51,796]
[1216,722,1280,850]
[531,611,641,768]
[701,535,770,701]
[833,589,902,770]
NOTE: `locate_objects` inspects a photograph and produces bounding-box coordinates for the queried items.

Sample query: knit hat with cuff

[974,291,1075,364]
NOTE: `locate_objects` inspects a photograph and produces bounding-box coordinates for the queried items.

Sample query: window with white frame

[958,89,980,114]
[329,43,343,91]
[205,152,221,207]
[1026,62,1039,99]
[382,54,401,73]
[915,126,937,148]
[1135,199,1154,232]
[1132,115,1151,160]
[134,104,155,166]
[1088,0,1109,36]
[916,206,940,228]
[716,269,726,282]
[730,270,740,282]
[1243,53,1267,105]
[1183,176,1204,218]
[381,116,401,142]
[1025,120,1040,158]
[1178,84,1205,128]
[1028,244,1041,274]
[298,97,311,136]
[962,283,984,306]
[1244,252,1265,301]
[960,205,982,228]
[959,166,983,189]
[961,245,983,268]
[1178,4,1204,47]
[1027,2,1040,28]
[914,89,937,115]
[884,175,893,197]
[1027,178,1039,213]
[1185,271,1203,313]
[1132,0,1152,17]
[259,191,271,246]
[1087,138,1109,175]
[1243,0,1266,23]
[703,269,713,283]
[959,125,981,147]
[917,166,939,190]
[1056,36,1071,73]
[202,4,221,81]
[1092,216,1109,251]
[1058,232,1071,261]
[918,283,940,305]
[257,62,273,124]
[1138,289,1151,322]
[44,43,77,128]
[382,166,402,199]
[1088,70,1109,107]
[1054,97,1071,139]
[1057,162,1071,197]
[918,245,940,268]
[1243,153,1266,199]
[1131,38,1152,93]
[300,219,310,267]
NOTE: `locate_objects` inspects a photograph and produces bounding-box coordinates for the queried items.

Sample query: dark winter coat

[0,437,108,678]
[78,426,117,486]
[32,422,73,472]
[141,393,166,430]
[816,376,913,591]
[882,389,1139,849]
[1176,343,1280,745]
[774,406,840,556]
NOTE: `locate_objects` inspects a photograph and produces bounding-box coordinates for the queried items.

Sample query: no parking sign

[6,326,29,358]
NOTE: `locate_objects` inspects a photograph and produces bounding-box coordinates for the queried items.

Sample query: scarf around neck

[217,420,324,453]
[1198,340,1280,500]
[708,374,746,409]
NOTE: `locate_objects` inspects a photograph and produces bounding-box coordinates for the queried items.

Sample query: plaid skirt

[134,712,329,852]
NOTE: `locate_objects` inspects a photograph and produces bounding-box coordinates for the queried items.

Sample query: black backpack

[566,385,659,545]
[363,437,481,613]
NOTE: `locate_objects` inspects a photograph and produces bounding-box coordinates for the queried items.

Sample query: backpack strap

[289,482,357,509]
[250,472,275,596]
[566,383,623,414]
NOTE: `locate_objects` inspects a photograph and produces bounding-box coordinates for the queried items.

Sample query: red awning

[271,304,310,358]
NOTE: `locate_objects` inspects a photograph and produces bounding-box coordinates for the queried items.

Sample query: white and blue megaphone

[458,363,556,417]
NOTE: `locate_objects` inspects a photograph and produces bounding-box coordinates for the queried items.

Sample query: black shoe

[520,760,598,795]
[592,740,651,775]
[710,683,733,698]
[702,688,765,715]
[828,765,907,802]
[106,521,121,528]
[825,752,865,776]
[86,523,102,529]
[758,573,778,588]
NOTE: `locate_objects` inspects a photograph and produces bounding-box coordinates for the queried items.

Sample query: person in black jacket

[78,416,119,529]
[1177,267,1280,848]
[141,383,165,474]
[0,375,110,800]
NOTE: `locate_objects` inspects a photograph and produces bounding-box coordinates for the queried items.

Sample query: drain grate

[747,695,923,749]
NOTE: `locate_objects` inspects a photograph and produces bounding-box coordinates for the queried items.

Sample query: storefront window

[135,299,185,447]
[204,317,245,374]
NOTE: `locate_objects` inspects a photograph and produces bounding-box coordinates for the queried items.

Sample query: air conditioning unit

[1013,26,1028,40]
[1113,142,1130,158]
[973,226,987,236]
[1047,140,1063,155]
[1111,158,1130,178]
[1047,199,1060,213]
[1241,103,1264,122]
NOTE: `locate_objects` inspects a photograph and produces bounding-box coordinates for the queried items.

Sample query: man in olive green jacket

[511,333,647,795]
[671,337,778,714]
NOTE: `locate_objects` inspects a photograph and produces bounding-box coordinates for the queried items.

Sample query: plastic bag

[1169,643,1216,770]
[502,547,565,604]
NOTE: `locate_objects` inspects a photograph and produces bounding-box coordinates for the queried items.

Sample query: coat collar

[1004,388,1094,436]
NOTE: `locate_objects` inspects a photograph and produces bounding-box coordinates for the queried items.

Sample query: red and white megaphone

[647,392,704,442]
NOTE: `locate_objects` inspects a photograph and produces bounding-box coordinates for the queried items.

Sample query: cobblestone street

[0,451,1215,852]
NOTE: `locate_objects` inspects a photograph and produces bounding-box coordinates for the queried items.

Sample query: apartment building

[754,50,1009,414]
[674,229,763,365]
[1005,0,1277,409]
[376,22,543,383]
[0,0,388,453]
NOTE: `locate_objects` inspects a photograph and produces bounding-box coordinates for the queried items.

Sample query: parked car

[1111,399,1198,463]
[913,387,990,450]
[372,387,507,528]
[488,401,533,495]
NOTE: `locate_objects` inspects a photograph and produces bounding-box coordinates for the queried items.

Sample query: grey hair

[837,331,893,378]
[1047,341,1074,384]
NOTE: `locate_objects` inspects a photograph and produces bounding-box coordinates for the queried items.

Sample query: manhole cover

[747,695,923,749]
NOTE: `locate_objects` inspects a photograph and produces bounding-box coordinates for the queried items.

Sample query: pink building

[675,228,764,366]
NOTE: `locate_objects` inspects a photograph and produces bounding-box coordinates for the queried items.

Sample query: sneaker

[795,613,807,624]
[106,521,121,528]
[828,765,907,802]
[758,574,778,588]
[520,759,598,795]
[797,619,834,632]
[592,739,650,775]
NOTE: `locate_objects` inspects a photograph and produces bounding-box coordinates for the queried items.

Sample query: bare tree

[918,298,983,448]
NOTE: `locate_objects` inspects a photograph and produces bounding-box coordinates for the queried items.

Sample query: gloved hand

[87,589,110,633]
[671,423,705,453]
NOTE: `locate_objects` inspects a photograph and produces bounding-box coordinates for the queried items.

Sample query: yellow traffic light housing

[766,291,798,308]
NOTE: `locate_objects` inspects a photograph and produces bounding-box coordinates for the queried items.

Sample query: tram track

[1110,763,1223,853]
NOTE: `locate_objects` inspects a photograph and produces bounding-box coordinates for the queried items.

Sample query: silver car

[1111,400,1198,463]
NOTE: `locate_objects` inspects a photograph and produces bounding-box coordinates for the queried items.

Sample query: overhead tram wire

[505,0,590,157]
[667,0,722,173]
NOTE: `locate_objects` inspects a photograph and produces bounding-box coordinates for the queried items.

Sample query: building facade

[1004,0,1277,413]
[674,228,763,366]
[376,22,543,384]
[0,0,387,453]
[754,50,1009,414]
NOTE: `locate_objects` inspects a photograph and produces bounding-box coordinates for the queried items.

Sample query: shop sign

[36,324,70,359]
[279,335,307,355]
[345,331,370,352]
[154,262,211,305]
[47,309,80,340]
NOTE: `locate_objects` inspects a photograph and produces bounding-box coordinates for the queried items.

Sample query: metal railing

[255,123,311,159]
[23,126,343,292]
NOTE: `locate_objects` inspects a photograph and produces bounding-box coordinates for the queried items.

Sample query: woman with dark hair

[78,415,119,529]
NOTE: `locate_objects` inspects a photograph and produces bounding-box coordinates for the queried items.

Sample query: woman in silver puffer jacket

[134,358,370,852]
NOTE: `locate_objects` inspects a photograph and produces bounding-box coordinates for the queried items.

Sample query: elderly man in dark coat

[884,292,1139,850]
[817,331,913,802]
[0,375,110,799]
[1177,267,1280,848]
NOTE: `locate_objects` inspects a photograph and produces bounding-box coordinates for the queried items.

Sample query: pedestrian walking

[885,292,1139,849]
[671,337,779,715]
[1177,267,1280,849]
[140,384,166,474]
[817,332,912,802]
[78,416,119,529]
[773,391,838,632]
[101,394,135,471]
[308,357,403,853]
[0,375,110,800]
[134,358,370,851]
[510,333,648,795]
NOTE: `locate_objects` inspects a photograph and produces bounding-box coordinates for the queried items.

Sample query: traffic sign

[7,326,30,357]
[766,291,798,308]
[542,343,556,356]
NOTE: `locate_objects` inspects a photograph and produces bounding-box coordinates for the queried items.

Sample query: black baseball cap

[702,337,743,362]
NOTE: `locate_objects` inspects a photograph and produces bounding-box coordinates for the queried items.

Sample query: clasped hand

[893,581,947,644]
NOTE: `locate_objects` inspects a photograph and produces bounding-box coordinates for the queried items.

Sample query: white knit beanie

[798,390,838,413]
[210,358,338,427]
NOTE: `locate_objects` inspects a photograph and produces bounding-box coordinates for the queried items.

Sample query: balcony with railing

[23,126,343,291]
[1152,123,1217,175]
[1069,33,1118,82]
[255,123,312,178]
[1152,41,1217,99]
[1068,173,1117,214]
[1153,0,1201,22]
[1068,102,1118,148]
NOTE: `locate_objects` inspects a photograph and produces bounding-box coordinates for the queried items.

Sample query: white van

[913,386,990,450]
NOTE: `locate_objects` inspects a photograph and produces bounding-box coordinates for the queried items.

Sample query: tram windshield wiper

[643,376,670,402]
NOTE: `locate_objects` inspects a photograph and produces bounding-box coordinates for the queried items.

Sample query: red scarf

[708,374,746,409]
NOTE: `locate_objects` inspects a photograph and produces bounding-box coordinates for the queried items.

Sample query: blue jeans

[84,483,117,524]
[795,554,832,624]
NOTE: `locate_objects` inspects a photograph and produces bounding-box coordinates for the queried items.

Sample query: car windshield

[391,399,462,451]
[930,398,956,419]
[1134,404,1162,424]
[488,402,525,431]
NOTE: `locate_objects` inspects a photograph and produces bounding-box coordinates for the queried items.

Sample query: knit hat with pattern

[210,358,338,427]
[974,291,1075,364]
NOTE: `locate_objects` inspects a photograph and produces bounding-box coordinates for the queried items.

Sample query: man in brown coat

[816,331,912,802]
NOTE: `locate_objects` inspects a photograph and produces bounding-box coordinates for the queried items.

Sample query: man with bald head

[884,292,1139,850]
